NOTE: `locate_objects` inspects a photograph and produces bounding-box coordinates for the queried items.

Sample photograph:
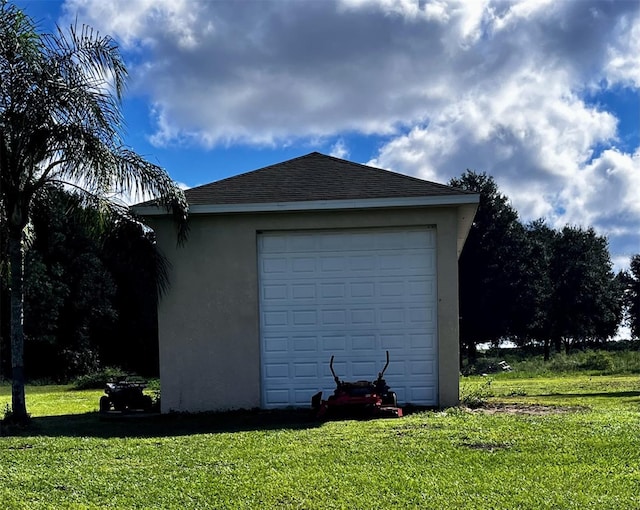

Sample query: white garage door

[258,227,438,408]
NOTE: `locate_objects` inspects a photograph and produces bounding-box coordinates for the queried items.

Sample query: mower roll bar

[378,350,390,380]
[329,351,390,384]
[330,355,338,384]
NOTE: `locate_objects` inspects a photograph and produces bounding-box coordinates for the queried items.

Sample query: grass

[0,375,639,509]
[464,348,640,378]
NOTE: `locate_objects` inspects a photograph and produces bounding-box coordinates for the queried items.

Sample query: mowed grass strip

[0,375,638,509]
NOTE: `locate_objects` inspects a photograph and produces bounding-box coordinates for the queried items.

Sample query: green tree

[0,3,187,422]
[548,226,623,352]
[100,219,167,375]
[515,220,557,360]
[24,186,117,380]
[449,171,527,361]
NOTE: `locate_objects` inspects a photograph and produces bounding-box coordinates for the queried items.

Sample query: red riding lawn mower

[311,351,403,419]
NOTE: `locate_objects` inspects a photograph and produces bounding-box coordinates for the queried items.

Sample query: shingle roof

[183,152,473,206]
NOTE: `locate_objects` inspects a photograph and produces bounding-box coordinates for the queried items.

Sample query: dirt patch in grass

[469,403,587,415]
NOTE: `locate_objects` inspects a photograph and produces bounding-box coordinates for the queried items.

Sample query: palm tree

[0,3,188,422]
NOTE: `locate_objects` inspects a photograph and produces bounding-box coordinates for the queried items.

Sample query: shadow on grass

[4,405,431,438]
[4,408,324,438]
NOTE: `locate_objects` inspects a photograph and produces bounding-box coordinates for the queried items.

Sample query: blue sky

[14,0,640,270]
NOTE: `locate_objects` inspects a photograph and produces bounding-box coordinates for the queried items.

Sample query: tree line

[452,171,639,362]
[0,186,164,381]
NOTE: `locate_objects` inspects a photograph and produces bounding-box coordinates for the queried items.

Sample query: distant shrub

[465,348,640,378]
[581,351,615,372]
[72,367,127,390]
[547,355,580,373]
[461,358,504,376]
[460,377,494,408]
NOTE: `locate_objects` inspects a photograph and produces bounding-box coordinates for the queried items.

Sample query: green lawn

[1,375,638,509]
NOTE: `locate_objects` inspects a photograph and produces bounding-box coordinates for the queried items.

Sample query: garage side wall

[149,207,461,413]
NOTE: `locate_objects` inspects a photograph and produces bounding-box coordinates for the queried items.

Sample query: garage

[138,151,478,413]
[258,227,438,408]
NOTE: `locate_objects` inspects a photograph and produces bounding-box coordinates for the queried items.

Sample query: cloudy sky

[16,0,640,269]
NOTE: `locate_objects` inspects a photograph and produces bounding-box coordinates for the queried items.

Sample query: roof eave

[456,202,479,258]
[132,194,480,216]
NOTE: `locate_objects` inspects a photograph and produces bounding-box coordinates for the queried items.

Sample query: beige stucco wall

[148,206,465,413]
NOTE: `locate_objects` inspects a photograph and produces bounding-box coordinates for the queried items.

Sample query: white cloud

[61,0,638,145]
[605,9,640,87]
[61,0,640,266]
[329,139,350,159]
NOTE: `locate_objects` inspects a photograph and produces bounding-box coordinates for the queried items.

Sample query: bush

[72,367,127,390]
[460,377,494,408]
[1,404,31,432]
[461,358,504,376]
[581,351,615,372]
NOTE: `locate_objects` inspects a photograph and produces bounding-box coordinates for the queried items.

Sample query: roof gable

[184,152,473,206]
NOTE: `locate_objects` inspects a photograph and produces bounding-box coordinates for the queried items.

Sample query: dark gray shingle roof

[184,152,472,206]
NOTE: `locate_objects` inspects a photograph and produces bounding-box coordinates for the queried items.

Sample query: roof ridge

[186,152,321,193]
[314,152,472,194]
[187,151,471,195]
[136,152,482,209]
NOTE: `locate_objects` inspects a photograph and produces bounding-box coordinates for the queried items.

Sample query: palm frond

[0,4,189,239]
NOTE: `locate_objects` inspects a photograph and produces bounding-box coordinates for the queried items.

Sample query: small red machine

[311,351,403,419]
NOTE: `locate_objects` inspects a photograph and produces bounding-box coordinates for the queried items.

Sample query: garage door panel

[289,234,318,251]
[350,308,375,326]
[292,336,317,352]
[292,310,317,326]
[321,335,348,352]
[411,333,436,350]
[409,307,435,325]
[407,279,434,297]
[259,228,438,408]
[409,359,436,376]
[263,311,288,326]
[352,335,376,350]
[349,255,376,271]
[293,362,319,378]
[264,336,288,353]
[320,283,346,299]
[262,284,287,300]
[265,363,289,379]
[262,257,288,274]
[261,235,288,253]
[291,283,316,300]
[265,389,289,405]
[352,361,377,377]
[292,257,316,273]
[294,388,319,406]
[409,386,437,402]
[380,334,404,350]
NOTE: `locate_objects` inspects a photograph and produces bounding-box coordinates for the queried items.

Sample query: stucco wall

[149,206,462,413]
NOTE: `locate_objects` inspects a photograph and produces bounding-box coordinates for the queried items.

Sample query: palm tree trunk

[543,338,550,361]
[8,230,27,422]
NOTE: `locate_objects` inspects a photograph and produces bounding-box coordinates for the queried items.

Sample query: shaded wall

[149,206,462,412]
